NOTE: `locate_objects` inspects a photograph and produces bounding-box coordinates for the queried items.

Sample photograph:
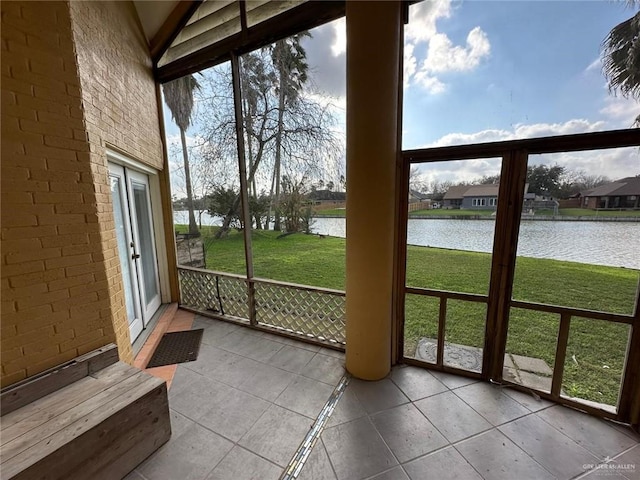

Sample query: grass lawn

[177,224,639,406]
[314,208,346,216]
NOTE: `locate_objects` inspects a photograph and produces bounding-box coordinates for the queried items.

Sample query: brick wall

[1,1,119,387]
[68,0,164,363]
[1,1,165,387]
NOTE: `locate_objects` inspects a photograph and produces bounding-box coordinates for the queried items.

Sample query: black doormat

[146,329,204,368]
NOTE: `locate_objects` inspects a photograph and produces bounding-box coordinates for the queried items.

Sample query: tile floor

[127,313,639,480]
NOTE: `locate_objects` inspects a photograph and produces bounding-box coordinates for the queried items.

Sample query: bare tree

[409,166,428,192]
[196,46,342,238]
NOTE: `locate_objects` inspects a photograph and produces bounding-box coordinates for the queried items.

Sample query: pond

[173,212,640,269]
[313,217,640,270]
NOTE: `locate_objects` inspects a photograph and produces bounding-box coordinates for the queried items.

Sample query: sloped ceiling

[133,0,180,44]
[132,0,345,81]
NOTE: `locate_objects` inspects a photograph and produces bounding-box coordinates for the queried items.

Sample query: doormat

[146,329,204,368]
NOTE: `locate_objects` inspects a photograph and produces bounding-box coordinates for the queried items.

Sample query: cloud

[303,19,346,99]
[415,73,447,94]
[535,147,640,183]
[404,44,417,87]
[585,57,601,73]
[421,27,490,74]
[425,118,606,148]
[404,0,490,93]
[414,118,638,183]
[405,0,452,43]
[331,17,346,57]
[599,95,639,127]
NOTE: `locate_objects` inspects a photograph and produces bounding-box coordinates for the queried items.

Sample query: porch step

[0,345,171,479]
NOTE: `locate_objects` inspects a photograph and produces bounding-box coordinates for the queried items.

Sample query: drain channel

[280,375,350,480]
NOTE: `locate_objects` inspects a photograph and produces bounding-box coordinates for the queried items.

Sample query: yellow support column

[345,1,402,380]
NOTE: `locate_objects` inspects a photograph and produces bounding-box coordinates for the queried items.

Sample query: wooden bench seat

[0,345,171,480]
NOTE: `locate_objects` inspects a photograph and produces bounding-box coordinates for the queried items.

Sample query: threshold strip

[280,375,350,480]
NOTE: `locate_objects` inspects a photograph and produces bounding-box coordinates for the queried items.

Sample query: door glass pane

[111,175,136,324]
[133,181,158,306]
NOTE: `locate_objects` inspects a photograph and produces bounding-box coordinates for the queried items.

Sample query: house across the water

[443,184,501,210]
[581,176,640,210]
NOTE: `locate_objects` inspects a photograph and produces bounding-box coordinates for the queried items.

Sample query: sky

[164,0,640,195]
[303,0,639,186]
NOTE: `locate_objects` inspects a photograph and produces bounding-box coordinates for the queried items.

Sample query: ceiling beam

[150,0,203,63]
[155,1,345,83]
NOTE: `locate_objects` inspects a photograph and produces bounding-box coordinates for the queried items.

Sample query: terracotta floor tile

[134,307,196,388]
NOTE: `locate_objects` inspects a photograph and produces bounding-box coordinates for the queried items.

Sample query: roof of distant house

[444,184,499,199]
[443,185,470,200]
[409,189,430,201]
[584,177,640,197]
[463,184,500,197]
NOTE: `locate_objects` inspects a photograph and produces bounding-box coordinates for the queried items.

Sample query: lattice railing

[177,267,346,345]
[178,268,249,319]
[254,280,346,344]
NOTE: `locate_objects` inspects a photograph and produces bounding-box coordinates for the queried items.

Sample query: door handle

[132,253,141,260]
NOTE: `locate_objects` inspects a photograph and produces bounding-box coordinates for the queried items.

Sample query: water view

[174,212,640,270]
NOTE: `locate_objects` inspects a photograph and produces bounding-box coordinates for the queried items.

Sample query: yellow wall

[1,0,164,387]
[69,0,165,362]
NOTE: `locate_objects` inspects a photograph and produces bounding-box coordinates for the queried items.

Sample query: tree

[196,42,342,238]
[409,166,428,193]
[526,164,565,197]
[163,75,201,235]
[429,179,454,202]
[602,3,640,125]
[270,34,310,231]
[475,174,501,185]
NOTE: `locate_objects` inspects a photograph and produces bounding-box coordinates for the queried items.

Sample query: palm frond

[162,75,201,131]
[602,11,640,99]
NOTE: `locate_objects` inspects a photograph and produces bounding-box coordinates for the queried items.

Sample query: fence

[178,266,346,346]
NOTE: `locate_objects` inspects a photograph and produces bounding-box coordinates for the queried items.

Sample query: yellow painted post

[345,1,403,380]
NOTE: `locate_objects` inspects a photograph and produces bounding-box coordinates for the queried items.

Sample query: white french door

[109,163,161,342]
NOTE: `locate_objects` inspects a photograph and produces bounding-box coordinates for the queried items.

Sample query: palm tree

[163,75,201,235]
[269,33,310,231]
[602,5,640,124]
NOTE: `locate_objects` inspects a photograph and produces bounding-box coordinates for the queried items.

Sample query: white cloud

[426,118,606,148]
[414,72,447,94]
[415,118,638,183]
[405,0,452,43]
[404,0,490,93]
[404,44,417,87]
[599,95,639,127]
[421,27,490,74]
[331,17,346,57]
[585,57,601,73]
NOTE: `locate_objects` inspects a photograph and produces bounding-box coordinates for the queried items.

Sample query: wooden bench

[0,344,171,479]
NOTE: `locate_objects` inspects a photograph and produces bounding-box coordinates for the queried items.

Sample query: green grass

[177,224,639,406]
[314,208,346,216]
[404,245,637,405]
